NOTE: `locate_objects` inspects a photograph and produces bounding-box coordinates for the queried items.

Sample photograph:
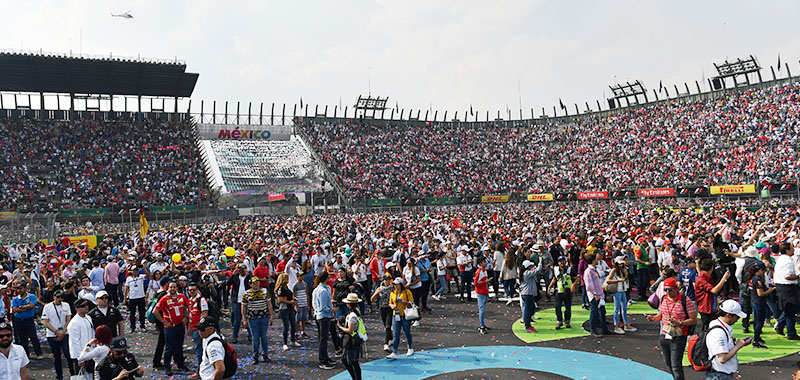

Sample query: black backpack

[204,336,237,379]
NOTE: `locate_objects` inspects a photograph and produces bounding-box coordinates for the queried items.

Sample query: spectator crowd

[301,82,800,199]
[0,199,798,379]
[0,119,207,212]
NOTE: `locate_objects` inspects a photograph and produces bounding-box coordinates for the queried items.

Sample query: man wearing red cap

[646,277,697,380]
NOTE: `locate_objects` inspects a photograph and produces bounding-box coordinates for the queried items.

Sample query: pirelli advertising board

[526,193,554,202]
[709,184,756,195]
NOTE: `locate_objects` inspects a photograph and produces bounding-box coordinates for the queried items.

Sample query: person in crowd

[696,258,731,332]
[606,255,636,334]
[337,293,365,380]
[42,289,75,380]
[584,253,611,337]
[274,273,300,351]
[774,242,799,340]
[292,270,310,339]
[646,277,697,380]
[225,264,252,344]
[371,274,394,352]
[500,248,518,306]
[548,256,576,330]
[89,290,125,337]
[187,282,209,377]
[153,281,190,376]
[150,277,169,370]
[519,260,541,333]
[68,298,95,373]
[242,276,274,363]
[312,271,338,370]
[432,253,448,301]
[403,258,422,327]
[747,261,772,349]
[124,265,147,332]
[474,256,490,334]
[78,325,112,371]
[387,277,414,360]
[95,336,144,380]
[196,317,225,380]
[456,247,474,303]
[10,281,42,359]
[705,300,752,380]
[634,237,650,301]
[0,322,29,380]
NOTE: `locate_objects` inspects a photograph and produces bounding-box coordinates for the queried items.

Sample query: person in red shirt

[187,283,208,378]
[254,257,271,288]
[154,281,190,376]
[474,256,490,334]
[695,258,730,332]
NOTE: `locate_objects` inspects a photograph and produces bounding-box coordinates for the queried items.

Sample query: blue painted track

[329,345,672,380]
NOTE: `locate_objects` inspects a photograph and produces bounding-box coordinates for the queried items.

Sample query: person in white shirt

[42,290,74,380]
[196,317,226,380]
[0,322,29,380]
[67,299,95,373]
[774,242,799,339]
[124,266,148,332]
[149,255,168,274]
[706,300,751,379]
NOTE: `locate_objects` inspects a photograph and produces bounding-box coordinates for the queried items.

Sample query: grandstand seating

[0,119,206,211]
[200,136,324,195]
[300,82,800,199]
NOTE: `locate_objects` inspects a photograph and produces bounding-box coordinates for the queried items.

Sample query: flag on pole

[139,208,149,239]
[559,98,566,110]
[777,54,781,71]
[300,97,304,108]
[658,80,663,92]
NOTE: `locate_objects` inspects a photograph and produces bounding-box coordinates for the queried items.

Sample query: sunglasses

[0,334,12,339]
[97,296,109,300]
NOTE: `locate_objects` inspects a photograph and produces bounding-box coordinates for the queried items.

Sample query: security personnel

[96,336,144,380]
[88,290,125,337]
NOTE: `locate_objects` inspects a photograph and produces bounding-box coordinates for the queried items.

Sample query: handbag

[71,368,92,380]
[404,302,420,321]
[602,278,618,294]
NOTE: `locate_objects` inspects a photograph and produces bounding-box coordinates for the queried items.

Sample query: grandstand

[197,124,326,208]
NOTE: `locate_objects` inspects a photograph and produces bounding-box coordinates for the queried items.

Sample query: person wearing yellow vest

[387,278,414,360]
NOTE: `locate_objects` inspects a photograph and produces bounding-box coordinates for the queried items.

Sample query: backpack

[687,325,727,371]
[146,291,165,323]
[204,336,237,379]
[343,312,367,349]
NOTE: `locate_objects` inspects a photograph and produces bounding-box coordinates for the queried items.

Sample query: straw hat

[342,293,362,304]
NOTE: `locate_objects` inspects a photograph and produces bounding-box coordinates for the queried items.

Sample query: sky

[1,0,800,120]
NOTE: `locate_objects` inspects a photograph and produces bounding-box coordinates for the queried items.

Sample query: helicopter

[111,11,133,19]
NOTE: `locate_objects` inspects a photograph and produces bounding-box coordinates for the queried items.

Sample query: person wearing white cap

[88,290,125,338]
[705,299,752,379]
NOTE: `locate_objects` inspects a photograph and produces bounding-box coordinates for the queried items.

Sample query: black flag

[559,98,566,110]
[659,80,663,92]
[470,105,473,116]
[777,54,781,71]
[300,97,304,108]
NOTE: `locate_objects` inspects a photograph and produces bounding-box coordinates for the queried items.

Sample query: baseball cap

[557,256,567,262]
[392,277,403,285]
[719,299,747,318]
[178,275,188,281]
[249,277,260,283]
[663,277,679,289]
[195,316,216,330]
[614,256,626,264]
[522,260,534,268]
[96,290,109,299]
[54,290,65,298]
[110,336,129,351]
[75,298,91,308]
[0,322,11,333]
[754,241,767,249]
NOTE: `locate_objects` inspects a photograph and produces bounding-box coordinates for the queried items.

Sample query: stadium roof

[0,52,198,98]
